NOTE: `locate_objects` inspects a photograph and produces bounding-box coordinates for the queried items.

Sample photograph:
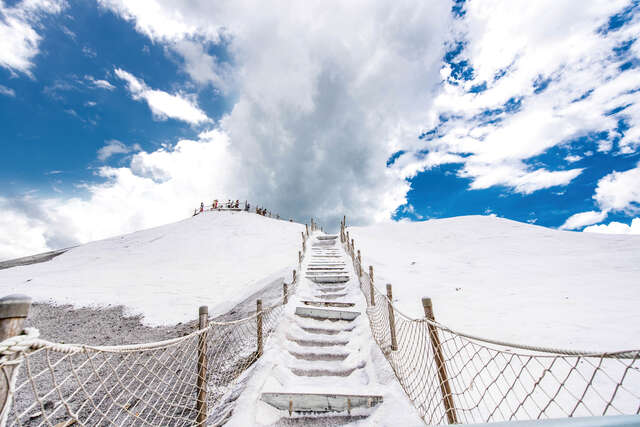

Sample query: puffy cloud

[0,0,66,75]
[593,163,640,213]
[0,130,241,260]
[387,0,640,194]
[114,67,211,124]
[560,210,609,230]
[0,84,15,97]
[97,139,141,162]
[583,218,640,235]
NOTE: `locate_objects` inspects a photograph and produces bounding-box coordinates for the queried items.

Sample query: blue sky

[1,0,640,259]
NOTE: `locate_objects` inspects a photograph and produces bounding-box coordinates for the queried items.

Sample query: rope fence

[340,218,640,425]
[0,220,322,426]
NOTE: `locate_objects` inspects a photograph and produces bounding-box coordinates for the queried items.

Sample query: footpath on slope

[227,233,422,426]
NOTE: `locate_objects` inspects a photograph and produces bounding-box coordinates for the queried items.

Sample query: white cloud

[85,75,115,90]
[84,100,97,107]
[583,218,640,235]
[97,139,141,162]
[0,84,15,97]
[593,162,640,213]
[0,0,66,75]
[0,130,240,259]
[560,210,609,230]
[114,67,211,124]
[384,0,640,194]
[82,46,97,58]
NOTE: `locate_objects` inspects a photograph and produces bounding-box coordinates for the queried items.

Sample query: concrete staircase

[259,234,383,422]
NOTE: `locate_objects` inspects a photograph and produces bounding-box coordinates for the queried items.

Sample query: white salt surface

[348,215,640,352]
[0,211,304,325]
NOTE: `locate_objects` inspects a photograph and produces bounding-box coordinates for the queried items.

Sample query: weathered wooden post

[283,282,288,305]
[196,305,208,425]
[292,269,297,284]
[357,250,362,277]
[369,266,375,306]
[256,299,263,357]
[305,224,309,237]
[422,298,457,425]
[386,285,398,351]
[351,239,355,259]
[298,250,302,266]
[301,232,306,252]
[0,294,31,425]
[346,231,350,249]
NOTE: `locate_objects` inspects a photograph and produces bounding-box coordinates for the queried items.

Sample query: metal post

[357,250,362,277]
[386,285,398,351]
[422,298,457,425]
[369,266,375,306]
[196,305,208,425]
[256,299,263,357]
[0,294,31,426]
[283,282,288,305]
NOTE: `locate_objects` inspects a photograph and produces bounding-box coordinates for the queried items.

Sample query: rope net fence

[0,270,302,427]
[343,232,640,425]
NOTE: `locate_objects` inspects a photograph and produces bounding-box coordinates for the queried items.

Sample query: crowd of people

[193,199,290,221]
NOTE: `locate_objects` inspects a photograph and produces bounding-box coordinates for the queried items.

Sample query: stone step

[316,235,338,240]
[309,277,349,284]
[287,337,349,347]
[290,366,361,377]
[288,351,348,361]
[260,392,383,414]
[315,293,347,299]
[295,306,360,321]
[316,286,347,293]
[300,325,355,335]
[302,300,354,308]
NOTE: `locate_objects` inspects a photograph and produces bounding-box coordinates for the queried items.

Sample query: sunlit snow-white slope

[0,211,304,325]
[348,215,640,351]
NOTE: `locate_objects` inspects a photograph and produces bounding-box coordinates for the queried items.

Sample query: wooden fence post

[256,299,263,357]
[298,251,302,267]
[196,305,208,425]
[357,250,362,277]
[283,282,288,305]
[0,294,31,425]
[369,266,375,306]
[293,269,297,284]
[351,239,355,259]
[305,224,309,237]
[386,285,398,351]
[422,298,457,425]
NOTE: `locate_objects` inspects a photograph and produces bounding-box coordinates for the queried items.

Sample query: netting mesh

[0,270,301,427]
[344,232,640,425]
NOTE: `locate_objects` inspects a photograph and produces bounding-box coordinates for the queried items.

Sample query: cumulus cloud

[0,130,241,260]
[593,162,640,213]
[114,67,211,124]
[386,0,640,194]
[0,0,66,75]
[97,139,142,162]
[0,84,15,97]
[583,218,640,235]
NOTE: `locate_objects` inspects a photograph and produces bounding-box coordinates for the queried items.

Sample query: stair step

[316,235,338,240]
[302,300,354,308]
[300,326,354,335]
[309,277,349,284]
[260,392,383,414]
[287,337,349,347]
[290,366,360,377]
[289,351,348,361]
[315,293,347,299]
[295,307,360,321]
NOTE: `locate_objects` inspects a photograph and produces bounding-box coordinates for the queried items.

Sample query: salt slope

[0,211,305,326]
[348,215,640,352]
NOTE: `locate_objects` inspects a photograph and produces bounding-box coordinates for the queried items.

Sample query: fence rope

[345,234,640,425]
[0,266,304,426]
